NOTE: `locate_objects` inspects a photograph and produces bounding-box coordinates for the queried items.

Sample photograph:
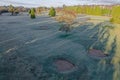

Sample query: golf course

[0,11,120,80]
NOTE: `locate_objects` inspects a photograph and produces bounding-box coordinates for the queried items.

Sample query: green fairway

[0,13,120,80]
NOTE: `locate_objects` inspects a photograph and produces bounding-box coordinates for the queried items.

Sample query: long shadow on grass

[63,22,99,50]
[93,36,117,80]
[64,22,114,51]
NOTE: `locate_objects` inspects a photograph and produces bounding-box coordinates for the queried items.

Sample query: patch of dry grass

[55,9,76,25]
[86,15,111,24]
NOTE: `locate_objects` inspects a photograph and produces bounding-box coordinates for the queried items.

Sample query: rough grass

[55,9,76,25]
[86,15,111,24]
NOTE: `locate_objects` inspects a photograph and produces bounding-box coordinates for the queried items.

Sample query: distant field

[86,15,111,24]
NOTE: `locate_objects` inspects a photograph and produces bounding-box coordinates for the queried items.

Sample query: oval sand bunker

[54,59,76,72]
[88,49,108,58]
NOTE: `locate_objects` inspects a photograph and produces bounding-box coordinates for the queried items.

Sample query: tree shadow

[108,36,117,57]
[68,22,112,51]
[58,33,72,38]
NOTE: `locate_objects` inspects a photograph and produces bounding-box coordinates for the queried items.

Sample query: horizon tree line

[63,5,120,24]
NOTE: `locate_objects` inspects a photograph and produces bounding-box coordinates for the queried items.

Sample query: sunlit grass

[88,22,120,80]
[86,15,111,25]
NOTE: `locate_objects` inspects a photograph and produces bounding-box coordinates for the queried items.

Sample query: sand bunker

[39,26,49,30]
[54,59,76,72]
[33,26,49,30]
[88,49,108,58]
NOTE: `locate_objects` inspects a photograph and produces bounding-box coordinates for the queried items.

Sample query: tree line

[0,5,29,15]
[63,5,120,24]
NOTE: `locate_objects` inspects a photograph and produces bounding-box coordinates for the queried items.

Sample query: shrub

[49,7,56,17]
[110,18,114,23]
[110,17,120,24]
[29,8,36,19]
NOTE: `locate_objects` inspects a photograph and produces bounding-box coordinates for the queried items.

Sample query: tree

[111,6,120,24]
[49,7,56,17]
[29,8,36,19]
[8,5,15,15]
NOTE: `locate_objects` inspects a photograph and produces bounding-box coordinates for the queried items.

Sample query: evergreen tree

[29,8,36,19]
[49,7,56,17]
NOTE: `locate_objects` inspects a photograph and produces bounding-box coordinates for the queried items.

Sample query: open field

[0,13,120,80]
